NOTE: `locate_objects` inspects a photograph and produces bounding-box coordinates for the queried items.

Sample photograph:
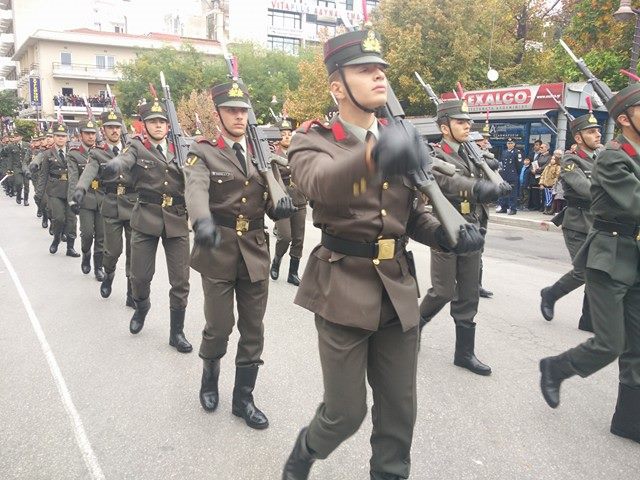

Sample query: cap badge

[461,100,469,113]
[361,30,382,54]
[87,121,94,128]
[588,114,597,124]
[108,111,118,120]
[48,128,54,134]
[228,83,244,98]
[151,100,163,113]
[57,125,65,131]
[282,120,292,129]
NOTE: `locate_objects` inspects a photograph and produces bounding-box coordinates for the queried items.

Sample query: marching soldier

[418,100,507,376]
[32,130,54,227]
[33,123,80,257]
[184,82,294,428]
[270,117,307,286]
[102,98,191,353]
[281,29,483,479]
[1,134,14,198]
[539,107,601,332]
[67,120,105,281]
[5,132,31,206]
[539,82,640,444]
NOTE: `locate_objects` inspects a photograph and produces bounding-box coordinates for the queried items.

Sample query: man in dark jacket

[496,138,521,215]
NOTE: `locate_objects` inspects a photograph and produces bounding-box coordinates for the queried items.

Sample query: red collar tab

[577,149,588,160]
[378,118,389,126]
[621,142,638,159]
[442,143,454,155]
[331,121,347,142]
[143,139,152,150]
[216,136,226,149]
[168,142,175,154]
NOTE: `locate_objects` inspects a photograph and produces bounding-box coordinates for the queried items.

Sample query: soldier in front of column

[539,107,601,333]
[67,120,106,281]
[73,111,134,305]
[184,82,294,429]
[102,98,191,353]
[1,134,14,198]
[270,117,307,286]
[418,100,508,376]
[539,83,640,444]
[281,29,484,480]
[6,132,32,206]
[33,123,80,257]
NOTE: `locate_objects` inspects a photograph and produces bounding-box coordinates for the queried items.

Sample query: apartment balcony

[52,62,121,82]
[58,105,109,115]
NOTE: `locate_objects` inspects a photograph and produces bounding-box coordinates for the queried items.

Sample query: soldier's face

[144,118,169,141]
[53,134,68,148]
[81,131,96,146]
[332,64,388,110]
[46,138,54,147]
[507,141,515,149]
[280,129,292,148]
[104,125,122,143]
[576,127,601,150]
[442,119,471,142]
[216,107,248,138]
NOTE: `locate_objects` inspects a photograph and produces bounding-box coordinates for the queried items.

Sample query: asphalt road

[0,196,638,480]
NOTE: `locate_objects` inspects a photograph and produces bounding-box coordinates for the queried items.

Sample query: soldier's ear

[330,79,345,102]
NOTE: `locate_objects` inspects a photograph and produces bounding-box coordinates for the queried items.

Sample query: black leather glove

[436,224,485,254]
[484,156,499,171]
[372,120,421,176]
[497,181,512,196]
[193,216,221,248]
[273,196,296,219]
[102,159,121,179]
[72,188,86,207]
[70,202,81,215]
[472,180,502,203]
[28,162,39,174]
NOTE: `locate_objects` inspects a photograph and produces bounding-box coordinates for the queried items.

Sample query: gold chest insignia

[361,30,382,53]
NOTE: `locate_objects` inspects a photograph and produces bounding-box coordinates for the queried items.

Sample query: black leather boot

[169,308,192,353]
[453,325,492,376]
[15,188,22,204]
[199,358,221,412]
[479,286,493,298]
[540,284,567,321]
[41,211,48,229]
[49,233,61,254]
[539,352,577,408]
[126,278,135,308]
[66,239,80,257]
[610,383,640,443]
[81,250,91,274]
[287,257,301,286]
[270,254,283,280]
[36,204,43,217]
[100,271,115,298]
[130,297,150,334]
[93,253,106,282]
[282,428,316,480]
[578,293,593,332]
[232,365,269,429]
[23,189,29,206]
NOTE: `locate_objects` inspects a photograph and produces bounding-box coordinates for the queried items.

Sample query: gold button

[119,174,123,179]
[372,259,380,265]
[244,180,249,186]
[218,179,222,183]
[286,166,290,170]
[238,214,244,219]
[163,181,168,185]
[470,173,475,177]
[241,197,247,203]
[382,181,389,190]
[165,169,169,173]
[237,231,243,236]
[381,209,387,216]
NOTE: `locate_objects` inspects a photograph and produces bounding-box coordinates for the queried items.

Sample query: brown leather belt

[321,232,405,261]
[138,191,184,207]
[593,218,640,237]
[212,213,264,233]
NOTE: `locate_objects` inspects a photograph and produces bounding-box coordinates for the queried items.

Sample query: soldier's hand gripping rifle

[158,72,190,168]
[106,84,128,144]
[560,39,614,103]
[82,95,103,144]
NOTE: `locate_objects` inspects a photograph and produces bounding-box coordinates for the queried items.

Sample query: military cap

[78,119,98,133]
[101,110,123,127]
[606,83,640,121]
[437,99,471,121]
[323,28,389,75]
[139,98,168,121]
[52,123,69,135]
[506,138,515,143]
[570,112,601,135]
[278,117,295,131]
[211,82,251,109]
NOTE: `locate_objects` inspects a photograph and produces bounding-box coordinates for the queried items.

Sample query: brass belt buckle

[117,185,125,195]
[236,217,249,233]
[91,179,99,190]
[161,194,173,208]
[376,239,395,261]
[60,173,68,181]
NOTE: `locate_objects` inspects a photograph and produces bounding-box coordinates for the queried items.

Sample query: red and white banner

[441,83,565,112]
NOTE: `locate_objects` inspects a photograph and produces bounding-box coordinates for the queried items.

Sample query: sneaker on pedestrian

[507,209,517,215]
[495,206,504,213]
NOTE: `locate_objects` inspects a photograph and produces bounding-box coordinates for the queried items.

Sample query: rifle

[106,84,128,144]
[82,95,103,144]
[220,45,289,206]
[559,39,613,103]
[546,88,575,122]
[159,72,190,168]
[414,72,508,188]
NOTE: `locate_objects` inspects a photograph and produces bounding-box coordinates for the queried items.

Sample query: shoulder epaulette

[196,138,217,147]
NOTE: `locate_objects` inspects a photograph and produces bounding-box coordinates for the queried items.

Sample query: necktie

[233,142,247,175]
[157,144,164,157]
[58,149,65,161]
[113,146,119,156]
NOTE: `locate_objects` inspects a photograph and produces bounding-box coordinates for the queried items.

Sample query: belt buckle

[236,217,249,232]
[60,173,68,181]
[91,179,99,190]
[376,239,395,261]
[161,194,173,208]
[117,185,125,195]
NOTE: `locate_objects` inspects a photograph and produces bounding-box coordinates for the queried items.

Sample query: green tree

[284,46,333,122]
[0,90,21,118]
[14,119,36,140]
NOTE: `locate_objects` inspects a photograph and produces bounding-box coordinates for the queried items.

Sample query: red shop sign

[441,83,565,112]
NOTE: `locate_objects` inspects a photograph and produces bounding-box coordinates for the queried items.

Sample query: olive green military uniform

[5,139,31,205]
[1,141,14,196]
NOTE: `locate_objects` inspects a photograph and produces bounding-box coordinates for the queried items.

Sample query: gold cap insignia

[108,111,118,120]
[151,99,163,112]
[194,128,202,135]
[282,120,291,129]
[362,30,382,53]
[588,114,597,124]
[461,101,469,113]
[228,83,244,98]
[87,121,94,128]
[57,125,65,131]
[48,128,54,134]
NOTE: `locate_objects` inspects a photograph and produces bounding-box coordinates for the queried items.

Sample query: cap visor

[217,100,251,109]
[449,114,471,120]
[102,121,122,126]
[143,113,168,121]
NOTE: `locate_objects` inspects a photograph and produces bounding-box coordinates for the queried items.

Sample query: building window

[317,22,336,37]
[337,0,353,9]
[317,0,336,6]
[267,35,301,55]
[60,52,72,66]
[268,9,302,29]
[96,55,115,70]
[62,87,73,96]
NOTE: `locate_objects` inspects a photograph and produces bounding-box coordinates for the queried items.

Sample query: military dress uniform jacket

[290,118,443,332]
[185,137,278,283]
[560,149,594,235]
[110,137,188,238]
[574,135,640,286]
[79,144,136,221]
[68,145,105,211]
[275,146,307,207]
[498,148,522,183]
[38,148,70,200]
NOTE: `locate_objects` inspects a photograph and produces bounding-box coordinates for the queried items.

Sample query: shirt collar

[149,138,168,153]
[223,135,247,154]
[443,138,461,153]
[338,115,379,143]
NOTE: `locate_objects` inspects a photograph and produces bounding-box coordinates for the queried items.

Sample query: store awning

[468,109,555,121]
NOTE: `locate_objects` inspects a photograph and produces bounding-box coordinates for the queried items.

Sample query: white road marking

[0,246,106,480]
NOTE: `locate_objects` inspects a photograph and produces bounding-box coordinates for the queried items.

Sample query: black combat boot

[49,233,61,254]
[287,257,301,286]
[540,284,567,321]
[23,191,29,206]
[610,383,640,443]
[100,271,115,298]
[36,204,43,217]
[282,428,316,480]
[577,294,593,332]
[81,250,91,274]
[169,308,192,353]
[93,252,105,282]
[199,358,221,412]
[539,352,577,408]
[130,297,150,334]
[270,254,283,280]
[453,325,492,376]
[125,278,135,308]
[479,286,493,298]
[232,365,269,429]
[15,188,22,204]
[66,238,80,257]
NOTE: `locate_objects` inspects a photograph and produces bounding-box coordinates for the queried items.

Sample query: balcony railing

[51,62,121,81]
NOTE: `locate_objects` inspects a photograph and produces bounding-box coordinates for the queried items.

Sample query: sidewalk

[488,207,561,232]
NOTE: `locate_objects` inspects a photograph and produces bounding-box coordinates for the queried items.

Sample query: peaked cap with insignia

[211,82,251,109]
[323,28,389,75]
[139,98,168,121]
[101,109,123,127]
[53,123,69,135]
[570,113,601,135]
[437,99,471,121]
[606,83,640,121]
[78,119,98,133]
[278,117,295,131]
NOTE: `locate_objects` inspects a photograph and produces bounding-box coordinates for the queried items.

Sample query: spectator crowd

[53,93,111,108]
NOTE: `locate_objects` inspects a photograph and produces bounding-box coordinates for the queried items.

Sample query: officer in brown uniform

[73,110,135,306]
[281,29,484,480]
[34,123,80,257]
[540,111,601,332]
[184,82,295,428]
[32,129,55,228]
[103,99,191,353]
[418,100,507,376]
[270,118,307,286]
[68,120,106,281]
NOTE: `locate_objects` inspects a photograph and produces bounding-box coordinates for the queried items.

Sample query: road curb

[489,214,561,232]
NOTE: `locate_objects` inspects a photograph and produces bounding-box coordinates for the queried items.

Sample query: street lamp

[614,0,640,79]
